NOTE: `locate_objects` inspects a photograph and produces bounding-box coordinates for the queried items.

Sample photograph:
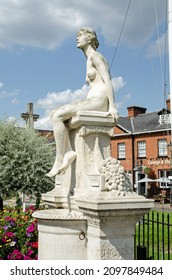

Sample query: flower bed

[0,206,38,260]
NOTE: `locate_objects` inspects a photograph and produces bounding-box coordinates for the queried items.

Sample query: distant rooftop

[116,106,171,135]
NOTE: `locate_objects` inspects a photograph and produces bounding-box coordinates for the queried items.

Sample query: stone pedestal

[76,192,154,260]
[42,111,115,207]
[42,174,71,209]
[34,111,154,260]
[33,209,87,260]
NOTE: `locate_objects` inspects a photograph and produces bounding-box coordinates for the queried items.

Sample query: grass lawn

[135,210,172,260]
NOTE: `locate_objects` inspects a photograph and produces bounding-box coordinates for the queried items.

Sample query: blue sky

[0,0,169,129]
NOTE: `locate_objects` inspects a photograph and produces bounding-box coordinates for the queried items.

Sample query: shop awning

[137,177,154,183]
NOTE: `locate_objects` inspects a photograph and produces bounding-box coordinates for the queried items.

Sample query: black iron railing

[134,211,172,260]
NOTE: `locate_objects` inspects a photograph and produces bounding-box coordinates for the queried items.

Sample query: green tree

[0,120,54,197]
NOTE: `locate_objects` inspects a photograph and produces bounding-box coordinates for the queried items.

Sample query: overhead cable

[154,0,164,82]
[110,0,132,70]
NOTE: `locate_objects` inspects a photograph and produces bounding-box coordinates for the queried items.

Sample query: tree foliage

[0,121,54,196]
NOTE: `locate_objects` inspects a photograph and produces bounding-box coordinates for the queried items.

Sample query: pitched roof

[117,117,133,133]
[117,109,171,134]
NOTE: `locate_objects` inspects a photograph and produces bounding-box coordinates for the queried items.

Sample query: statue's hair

[79,27,99,50]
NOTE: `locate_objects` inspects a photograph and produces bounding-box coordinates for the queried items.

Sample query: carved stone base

[35,111,154,260]
[33,194,154,260]
[42,175,70,208]
[76,194,154,260]
[33,209,86,260]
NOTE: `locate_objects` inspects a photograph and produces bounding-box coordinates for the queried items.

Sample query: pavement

[3,197,36,208]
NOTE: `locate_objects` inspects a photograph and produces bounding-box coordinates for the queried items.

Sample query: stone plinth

[33,193,154,260]
[33,209,87,260]
[42,111,115,208]
[35,111,154,260]
[69,111,114,195]
[76,192,154,259]
[42,174,71,209]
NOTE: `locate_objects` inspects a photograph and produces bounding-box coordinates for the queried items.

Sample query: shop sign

[147,159,170,166]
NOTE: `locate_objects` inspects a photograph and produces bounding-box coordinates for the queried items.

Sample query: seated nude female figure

[46,27,119,177]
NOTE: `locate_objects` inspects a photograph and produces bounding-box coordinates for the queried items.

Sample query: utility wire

[110,0,132,70]
[154,0,164,83]
[137,0,159,92]
[163,0,168,108]
[138,0,168,102]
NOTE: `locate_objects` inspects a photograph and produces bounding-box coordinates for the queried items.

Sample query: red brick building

[111,100,172,198]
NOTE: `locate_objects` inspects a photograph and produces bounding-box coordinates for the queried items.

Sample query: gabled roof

[117,117,133,133]
[116,109,171,135]
[157,108,170,115]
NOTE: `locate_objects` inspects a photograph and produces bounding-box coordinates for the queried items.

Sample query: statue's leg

[58,150,77,174]
[46,106,77,177]
[46,97,107,177]
[46,120,66,177]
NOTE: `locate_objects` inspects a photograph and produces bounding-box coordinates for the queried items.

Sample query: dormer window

[158,108,171,125]
[159,114,171,125]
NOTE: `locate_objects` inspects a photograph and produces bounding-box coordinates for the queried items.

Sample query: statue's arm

[91,53,119,121]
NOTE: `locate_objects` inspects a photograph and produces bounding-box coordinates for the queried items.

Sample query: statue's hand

[106,107,119,123]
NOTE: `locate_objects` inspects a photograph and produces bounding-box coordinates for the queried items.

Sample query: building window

[158,139,167,157]
[158,169,172,188]
[118,143,126,159]
[159,114,170,125]
[137,141,146,158]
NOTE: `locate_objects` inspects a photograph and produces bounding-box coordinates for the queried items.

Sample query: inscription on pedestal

[99,241,123,260]
[44,243,86,255]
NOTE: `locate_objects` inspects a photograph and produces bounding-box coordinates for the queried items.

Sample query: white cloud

[0,82,4,88]
[111,76,126,92]
[0,89,20,99]
[34,113,53,130]
[0,0,166,50]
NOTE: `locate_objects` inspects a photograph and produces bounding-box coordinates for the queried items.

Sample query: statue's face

[76,30,89,49]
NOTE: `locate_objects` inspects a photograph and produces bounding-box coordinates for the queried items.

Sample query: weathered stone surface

[34,26,154,260]
[35,111,154,260]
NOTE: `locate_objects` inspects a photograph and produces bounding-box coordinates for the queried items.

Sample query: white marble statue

[46,27,119,177]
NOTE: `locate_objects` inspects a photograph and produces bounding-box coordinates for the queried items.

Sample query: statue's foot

[46,166,60,178]
[46,161,61,178]
[58,151,77,174]
[46,151,77,177]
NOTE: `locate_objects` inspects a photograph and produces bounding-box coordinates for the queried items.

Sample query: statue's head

[77,27,99,50]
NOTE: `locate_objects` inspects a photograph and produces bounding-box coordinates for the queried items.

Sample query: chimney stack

[127,106,147,118]
[166,97,171,112]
